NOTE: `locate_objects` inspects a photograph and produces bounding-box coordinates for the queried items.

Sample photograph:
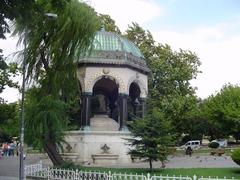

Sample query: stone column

[118,94,128,131]
[81,92,92,131]
[139,98,146,118]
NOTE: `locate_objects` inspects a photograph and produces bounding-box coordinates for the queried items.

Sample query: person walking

[7,143,11,156]
[9,142,16,156]
[2,143,8,156]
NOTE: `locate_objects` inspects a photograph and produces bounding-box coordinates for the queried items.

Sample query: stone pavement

[89,154,238,169]
[166,155,238,168]
[0,154,238,179]
[107,155,239,168]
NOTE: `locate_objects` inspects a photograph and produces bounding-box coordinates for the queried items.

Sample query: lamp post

[19,27,26,180]
[19,12,57,180]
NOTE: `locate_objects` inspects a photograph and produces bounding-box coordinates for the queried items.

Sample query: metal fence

[24,161,238,180]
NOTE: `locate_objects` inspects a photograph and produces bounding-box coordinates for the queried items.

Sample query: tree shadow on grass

[231,168,240,177]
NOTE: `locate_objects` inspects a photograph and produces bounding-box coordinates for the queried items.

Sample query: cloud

[0,87,20,103]
[0,35,19,59]
[151,21,240,98]
[90,0,165,31]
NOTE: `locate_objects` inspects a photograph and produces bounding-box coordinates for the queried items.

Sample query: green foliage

[25,88,69,150]
[13,0,100,126]
[181,135,191,145]
[0,0,35,39]
[208,142,219,149]
[65,97,81,130]
[128,108,173,170]
[0,0,33,102]
[99,14,121,34]
[125,23,201,138]
[0,102,19,142]
[123,20,202,161]
[13,0,100,165]
[231,148,240,166]
[200,84,240,139]
[126,23,155,60]
[0,0,26,103]
[0,49,20,103]
[148,46,200,98]
[14,0,100,87]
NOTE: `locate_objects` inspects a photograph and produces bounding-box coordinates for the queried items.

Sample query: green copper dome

[79,30,149,73]
[92,30,144,58]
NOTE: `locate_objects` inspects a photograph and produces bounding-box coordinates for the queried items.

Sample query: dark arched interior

[128,82,141,119]
[92,77,119,121]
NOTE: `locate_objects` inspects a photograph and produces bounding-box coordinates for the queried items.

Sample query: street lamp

[19,12,57,180]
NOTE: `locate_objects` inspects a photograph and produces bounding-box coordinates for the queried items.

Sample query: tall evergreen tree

[128,108,173,170]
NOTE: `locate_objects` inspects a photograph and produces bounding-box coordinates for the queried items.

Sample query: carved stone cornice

[78,50,150,74]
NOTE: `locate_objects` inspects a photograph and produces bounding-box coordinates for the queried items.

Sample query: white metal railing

[24,160,43,176]
[151,174,193,180]
[24,160,48,179]
[24,161,239,180]
[111,172,146,180]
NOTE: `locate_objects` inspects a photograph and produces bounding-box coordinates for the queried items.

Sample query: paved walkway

[0,154,50,178]
[102,155,239,168]
[90,155,238,169]
[0,154,238,178]
[167,155,238,168]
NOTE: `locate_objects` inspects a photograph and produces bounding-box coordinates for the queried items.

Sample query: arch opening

[128,82,142,120]
[92,77,119,121]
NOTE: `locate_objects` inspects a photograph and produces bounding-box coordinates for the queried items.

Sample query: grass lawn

[79,167,240,178]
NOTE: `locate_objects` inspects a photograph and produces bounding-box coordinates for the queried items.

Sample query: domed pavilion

[63,30,149,164]
[77,29,150,131]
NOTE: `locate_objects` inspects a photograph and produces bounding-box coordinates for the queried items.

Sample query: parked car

[211,139,227,147]
[181,140,201,150]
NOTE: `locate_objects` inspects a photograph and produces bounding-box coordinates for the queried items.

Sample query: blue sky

[92,0,240,98]
[142,0,240,35]
[153,0,240,28]
[1,0,240,102]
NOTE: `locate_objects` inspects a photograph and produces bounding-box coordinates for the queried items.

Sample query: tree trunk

[44,138,64,166]
[161,161,166,168]
[149,158,153,171]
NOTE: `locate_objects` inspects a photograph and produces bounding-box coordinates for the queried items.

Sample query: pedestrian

[0,147,2,159]
[7,143,11,156]
[9,141,16,156]
[2,143,8,156]
[186,146,193,156]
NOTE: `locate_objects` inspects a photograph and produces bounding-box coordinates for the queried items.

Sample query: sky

[1,0,240,102]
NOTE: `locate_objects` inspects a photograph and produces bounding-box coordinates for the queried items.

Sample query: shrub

[169,147,177,155]
[208,142,219,149]
[231,149,240,166]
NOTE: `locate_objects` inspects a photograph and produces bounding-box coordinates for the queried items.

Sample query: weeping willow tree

[13,0,100,165]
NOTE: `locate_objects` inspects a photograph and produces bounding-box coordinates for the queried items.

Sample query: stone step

[90,115,119,131]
